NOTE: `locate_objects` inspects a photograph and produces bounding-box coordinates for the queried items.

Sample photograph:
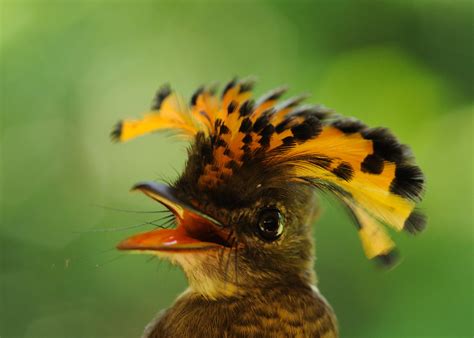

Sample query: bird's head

[112,78,426,299]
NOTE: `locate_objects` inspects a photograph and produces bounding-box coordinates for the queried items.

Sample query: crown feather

[112,78,426,266]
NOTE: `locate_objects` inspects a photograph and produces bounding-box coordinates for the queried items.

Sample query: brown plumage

[146,285,337,338]
[112,78,426,337]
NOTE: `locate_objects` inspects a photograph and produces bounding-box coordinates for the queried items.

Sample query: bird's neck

[181,258,317,301]
[184,270,244,300]
[187,274,314,300]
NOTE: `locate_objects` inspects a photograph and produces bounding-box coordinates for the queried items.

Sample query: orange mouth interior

[117,182,229,252]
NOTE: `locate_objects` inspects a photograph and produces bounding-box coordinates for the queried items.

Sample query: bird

[111,77,426,337]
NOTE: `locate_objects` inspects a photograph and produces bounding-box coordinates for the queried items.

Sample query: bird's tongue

[117,225,222,251]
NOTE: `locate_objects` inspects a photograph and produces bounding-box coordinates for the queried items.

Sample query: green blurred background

[1,0,473,337]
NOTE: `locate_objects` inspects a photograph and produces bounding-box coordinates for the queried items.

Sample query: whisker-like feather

[91,204,167,214]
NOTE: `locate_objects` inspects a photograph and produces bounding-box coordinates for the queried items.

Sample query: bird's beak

[117,182,229,253]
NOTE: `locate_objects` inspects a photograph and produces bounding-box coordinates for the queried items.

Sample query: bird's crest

[112,78,426,266]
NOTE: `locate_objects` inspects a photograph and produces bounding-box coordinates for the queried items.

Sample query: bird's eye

[256,208,284,241]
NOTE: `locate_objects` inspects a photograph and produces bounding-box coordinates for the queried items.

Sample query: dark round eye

[256,208,284,241]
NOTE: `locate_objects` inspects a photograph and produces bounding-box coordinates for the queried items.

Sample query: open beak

[117,182,229,253]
